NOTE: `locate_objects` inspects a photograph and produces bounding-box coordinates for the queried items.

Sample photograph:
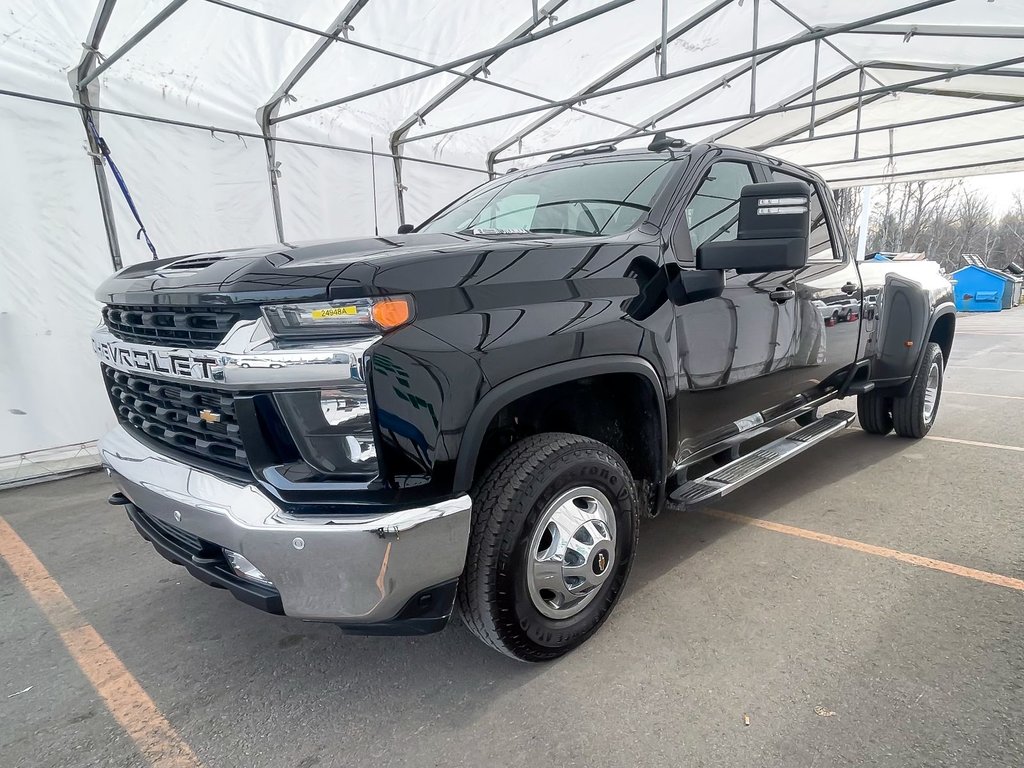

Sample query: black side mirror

[696,181,811,274]
[397,223,415,234]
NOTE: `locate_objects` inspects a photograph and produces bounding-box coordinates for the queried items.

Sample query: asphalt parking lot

[2,309,1022,768]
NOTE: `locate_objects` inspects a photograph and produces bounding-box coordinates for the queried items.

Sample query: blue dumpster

[952,265,1011,312]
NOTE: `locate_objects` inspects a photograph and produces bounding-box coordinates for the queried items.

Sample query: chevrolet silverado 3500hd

[94,138,955,661]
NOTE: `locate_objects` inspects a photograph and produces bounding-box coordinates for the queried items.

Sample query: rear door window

[769,169,839,261]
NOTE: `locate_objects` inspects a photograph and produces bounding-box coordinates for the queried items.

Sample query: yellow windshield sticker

[311,306,358,319]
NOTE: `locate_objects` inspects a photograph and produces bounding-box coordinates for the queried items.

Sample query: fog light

[274,389,379,475]
[224,549,273,586]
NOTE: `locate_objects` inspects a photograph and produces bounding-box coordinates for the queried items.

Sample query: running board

[668,410,855,509]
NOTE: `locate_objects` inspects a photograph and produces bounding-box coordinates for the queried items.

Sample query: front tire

[892,342,944,438]
[459,432,639,662]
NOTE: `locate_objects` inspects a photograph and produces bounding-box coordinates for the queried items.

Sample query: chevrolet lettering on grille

[93,338,220,382]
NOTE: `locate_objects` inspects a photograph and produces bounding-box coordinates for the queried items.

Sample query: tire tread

[458,432,637,661]
[892,342,943,438]
[857,391,893,435]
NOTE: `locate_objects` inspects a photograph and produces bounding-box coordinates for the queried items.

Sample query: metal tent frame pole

[483,0,733,174]
[0,88,490,177]
[738,59,1024,149]
[749,0,760,114]
[273,0,636,124]
[78,0,188,89]
[388,0,570,224]
[823,23,1024,40]
[497,63,867,161]
[708,67,888,146]
[71,0,122,271]
[255,0,370,243]
[767,0,887,88]
[804,132,1024,171]
[402,0,957,149]
[759,100,1024,151]
[609,38,801,145]
[829,156,1024,186]
[869,60,1024,77]
[764,0,888,140]
[491,54,1024,165]
[56,0,1024,257]
[809,39,820,137]
[210,0,636,131]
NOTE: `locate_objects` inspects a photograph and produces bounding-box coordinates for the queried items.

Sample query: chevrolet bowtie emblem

[199,409,222,424]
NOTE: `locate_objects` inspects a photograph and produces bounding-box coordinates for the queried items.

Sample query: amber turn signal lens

[371,297,413,329]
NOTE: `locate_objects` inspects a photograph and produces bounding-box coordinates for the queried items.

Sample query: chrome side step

[668,410,855,509]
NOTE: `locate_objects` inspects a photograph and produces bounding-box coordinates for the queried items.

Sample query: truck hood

[95,231,641,306]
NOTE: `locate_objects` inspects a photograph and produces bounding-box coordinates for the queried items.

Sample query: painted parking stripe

[924,435,1024,453]
[701,509,1024,592]
[946,370,1024,376]
[944,390,1024,401]
[0,517,203,768]
[849,424,1024,451]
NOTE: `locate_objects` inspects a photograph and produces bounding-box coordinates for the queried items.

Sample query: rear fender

[876,301,956,396]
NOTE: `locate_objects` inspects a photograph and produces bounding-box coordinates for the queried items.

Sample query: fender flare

[922,302,957,349]
[452,355,669,492]
[899,301,957,395]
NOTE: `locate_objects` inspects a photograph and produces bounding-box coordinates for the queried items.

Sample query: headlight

[262,296,413,338]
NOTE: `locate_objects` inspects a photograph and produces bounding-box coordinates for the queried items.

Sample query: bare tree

[833,187,861,249]
[991,191,1024,267]
[863,178,1014,272]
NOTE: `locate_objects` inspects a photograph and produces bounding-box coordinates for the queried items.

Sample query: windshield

[419,158,677,236]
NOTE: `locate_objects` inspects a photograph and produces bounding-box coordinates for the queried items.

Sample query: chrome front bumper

[100,426,472,624]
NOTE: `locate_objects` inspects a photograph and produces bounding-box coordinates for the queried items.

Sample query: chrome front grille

[102,304,258,350]
[102,365,247,471]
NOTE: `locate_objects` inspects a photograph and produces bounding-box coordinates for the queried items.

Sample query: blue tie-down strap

[86,114,158,260]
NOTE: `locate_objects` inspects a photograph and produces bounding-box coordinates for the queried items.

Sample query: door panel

[767,167,861,398]
[672,159,799,460]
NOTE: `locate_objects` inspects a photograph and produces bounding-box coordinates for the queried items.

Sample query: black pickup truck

[93,138,955,661]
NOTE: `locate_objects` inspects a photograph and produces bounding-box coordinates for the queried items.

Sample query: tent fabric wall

[2,0,1024,479]
[0,97,114,464]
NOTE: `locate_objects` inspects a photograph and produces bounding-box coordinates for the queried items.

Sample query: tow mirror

[696,181,811,274]
[397,223,415,234]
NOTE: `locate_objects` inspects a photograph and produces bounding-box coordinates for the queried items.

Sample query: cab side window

[770,169,838,261]
[685,161,756,252]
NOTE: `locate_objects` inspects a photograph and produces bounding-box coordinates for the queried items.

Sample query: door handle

[841,282,858,295]
[769,288,795,303]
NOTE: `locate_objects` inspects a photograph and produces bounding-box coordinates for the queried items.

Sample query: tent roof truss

[52,0,1024,222]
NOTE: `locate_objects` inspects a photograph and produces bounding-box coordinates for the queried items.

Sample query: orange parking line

[0,517,203,768]
[701,509,1024,592]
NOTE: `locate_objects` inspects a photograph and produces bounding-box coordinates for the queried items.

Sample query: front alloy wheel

[459,432,639,662]
[526,487,617,620]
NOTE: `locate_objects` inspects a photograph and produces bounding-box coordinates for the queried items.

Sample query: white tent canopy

[1,0,1022,481]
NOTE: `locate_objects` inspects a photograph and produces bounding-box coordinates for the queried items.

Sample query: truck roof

[535,141,828,188]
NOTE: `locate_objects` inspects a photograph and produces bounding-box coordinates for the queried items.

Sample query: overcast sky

[963,171,1024,215]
